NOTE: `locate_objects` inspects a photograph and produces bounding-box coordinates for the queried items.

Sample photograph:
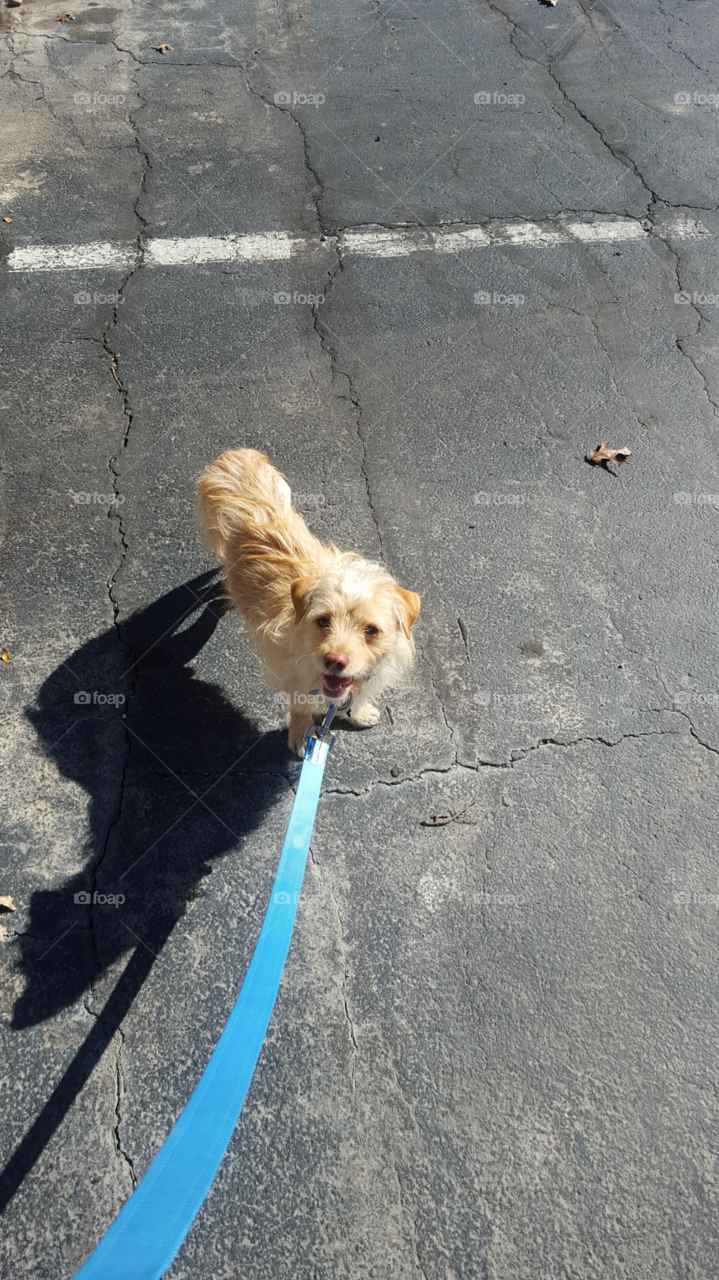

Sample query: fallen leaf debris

[588,441,632,469]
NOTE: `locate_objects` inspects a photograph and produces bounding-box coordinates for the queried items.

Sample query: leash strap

[74,731,332,1280]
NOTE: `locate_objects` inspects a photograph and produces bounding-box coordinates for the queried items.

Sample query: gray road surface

[1,0,719,1276]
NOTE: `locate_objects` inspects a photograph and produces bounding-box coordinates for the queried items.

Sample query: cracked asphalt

[2,0,719,1276]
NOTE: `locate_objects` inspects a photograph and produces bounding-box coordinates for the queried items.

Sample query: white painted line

[465,218,648,248]
[490,222,570,247]
[144,231,296,267]
[5,216,710,273]
[567,218,647,243]
[7,242,136,272]
[340,227,433,257]
[434,226,491,253]
[339,218,650,256]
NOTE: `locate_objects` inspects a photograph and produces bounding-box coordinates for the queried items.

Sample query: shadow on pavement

[1,570,289,1210]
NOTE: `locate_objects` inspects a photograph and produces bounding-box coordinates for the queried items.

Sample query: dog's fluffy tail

[196,448,295,560]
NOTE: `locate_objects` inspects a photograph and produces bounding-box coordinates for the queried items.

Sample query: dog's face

[291,560,420,700]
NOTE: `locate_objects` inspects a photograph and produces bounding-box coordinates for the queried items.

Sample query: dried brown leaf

[153,43,173,53]
[588,440,631,468]
[56,11,75,20]
[3,217,12,224]
[1,649,9,662]
[0,896,16,912]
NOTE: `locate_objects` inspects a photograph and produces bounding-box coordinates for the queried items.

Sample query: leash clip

[304,693,353,756]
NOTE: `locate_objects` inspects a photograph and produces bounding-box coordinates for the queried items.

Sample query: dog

[197,448,420,756]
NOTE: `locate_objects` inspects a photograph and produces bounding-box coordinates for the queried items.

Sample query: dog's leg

[343,690,381,729]
[288,708,314,758]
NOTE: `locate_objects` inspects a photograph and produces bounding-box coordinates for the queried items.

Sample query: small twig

[420,798,476,827]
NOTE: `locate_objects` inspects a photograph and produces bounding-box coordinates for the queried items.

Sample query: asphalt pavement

[1,0,719,1276]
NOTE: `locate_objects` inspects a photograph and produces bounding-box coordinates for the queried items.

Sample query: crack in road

[480,0,719,442]
[239,53,389,564]
[653,207,719,423]
[113,1027,137,1190]
[73,45,152,1188]
[79,991,137,1191]
[308,846,359,1100]
[323,722,698,799]
[392,1154,430,1280]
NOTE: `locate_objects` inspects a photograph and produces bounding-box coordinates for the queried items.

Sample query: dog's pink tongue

[323,674,352,696]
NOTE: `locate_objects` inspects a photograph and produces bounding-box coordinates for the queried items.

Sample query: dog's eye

[316,616,331,629]
[364,625,379,637]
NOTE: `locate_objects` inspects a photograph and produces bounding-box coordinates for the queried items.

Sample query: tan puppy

[197,449,420,756]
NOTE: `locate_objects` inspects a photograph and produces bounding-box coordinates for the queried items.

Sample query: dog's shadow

[2,571,289,1210]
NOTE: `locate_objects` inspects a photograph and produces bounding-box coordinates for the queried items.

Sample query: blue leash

[74,702,345,1280]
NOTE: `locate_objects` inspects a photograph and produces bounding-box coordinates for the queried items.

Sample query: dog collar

[309,688,352,719]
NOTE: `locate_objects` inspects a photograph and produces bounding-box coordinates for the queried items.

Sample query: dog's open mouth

[322,674,354,699]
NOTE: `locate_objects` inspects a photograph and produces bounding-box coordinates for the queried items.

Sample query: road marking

[7,242,136,272]
[145,231,296,266]
[5,215,710,272]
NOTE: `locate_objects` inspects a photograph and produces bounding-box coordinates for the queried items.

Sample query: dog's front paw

[351,703,381,728]
[287,728,307,758]
[288,712,312,758]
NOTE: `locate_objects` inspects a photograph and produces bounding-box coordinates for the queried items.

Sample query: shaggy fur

[197,448,421,756]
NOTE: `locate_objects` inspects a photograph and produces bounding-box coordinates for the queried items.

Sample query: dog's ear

[290,576,316,623]
[394,587,421,637]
